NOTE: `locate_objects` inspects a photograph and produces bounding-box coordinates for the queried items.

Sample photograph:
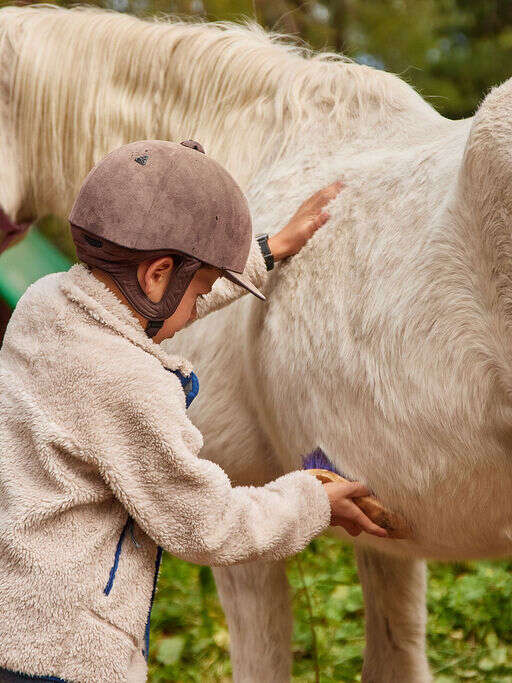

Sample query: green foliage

[150,538,512,681]
[147,553,232,682]
[345,0,512,118]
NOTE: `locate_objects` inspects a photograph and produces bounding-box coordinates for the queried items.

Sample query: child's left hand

[268,179,343,261]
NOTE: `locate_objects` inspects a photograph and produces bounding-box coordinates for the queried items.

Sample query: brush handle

[306,468,410,539]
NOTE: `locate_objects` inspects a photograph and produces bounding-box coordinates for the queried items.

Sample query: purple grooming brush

[301,448,410,539]
[301,447,355,482]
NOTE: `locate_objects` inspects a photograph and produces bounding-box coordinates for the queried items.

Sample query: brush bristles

[302,448,340,474]
[301,447,355,481]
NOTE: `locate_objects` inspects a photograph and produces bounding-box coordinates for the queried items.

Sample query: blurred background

[1,1,512,681]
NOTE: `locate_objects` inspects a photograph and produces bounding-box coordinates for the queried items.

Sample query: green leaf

[478,656,497,672]
[156,636,185,666]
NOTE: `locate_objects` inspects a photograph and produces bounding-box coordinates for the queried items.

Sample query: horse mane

[1,3,435,218]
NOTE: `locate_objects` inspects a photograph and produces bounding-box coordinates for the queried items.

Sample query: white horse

[2,6,512,681]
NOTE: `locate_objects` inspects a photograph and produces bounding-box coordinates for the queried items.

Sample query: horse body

[3,6,512,679]
[173,107,512,677]
[177,112,512,562]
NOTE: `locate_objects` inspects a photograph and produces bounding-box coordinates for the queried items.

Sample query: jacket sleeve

[194,237,268,320]
[79,358,331,567]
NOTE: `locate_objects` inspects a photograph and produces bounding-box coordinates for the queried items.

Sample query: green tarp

[0,228,72,309]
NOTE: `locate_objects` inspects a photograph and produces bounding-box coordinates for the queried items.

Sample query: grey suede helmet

[69,139,264,337]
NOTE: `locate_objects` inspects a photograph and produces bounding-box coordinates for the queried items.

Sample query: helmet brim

[222,269,266,301]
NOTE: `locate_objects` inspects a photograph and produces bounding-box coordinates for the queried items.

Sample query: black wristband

[255,233,274,271]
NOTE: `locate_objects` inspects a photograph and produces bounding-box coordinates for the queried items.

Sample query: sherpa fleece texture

[0,240,331,683]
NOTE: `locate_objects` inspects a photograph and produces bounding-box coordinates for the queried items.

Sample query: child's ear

[139,256,174,302]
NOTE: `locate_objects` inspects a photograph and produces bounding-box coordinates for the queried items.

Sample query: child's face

[153,265,221,342]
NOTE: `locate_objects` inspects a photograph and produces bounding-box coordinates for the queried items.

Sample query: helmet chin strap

[145,319,164,338]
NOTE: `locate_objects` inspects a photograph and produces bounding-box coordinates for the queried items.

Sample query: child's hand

[268,180,343,261]
[323,480,389,538]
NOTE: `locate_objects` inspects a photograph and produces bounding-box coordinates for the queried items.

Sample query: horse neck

[10,7,442,217]
[143,21,442,188]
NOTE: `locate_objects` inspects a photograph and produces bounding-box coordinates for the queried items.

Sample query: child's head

[69,139,264,341]
[90,255,221,342]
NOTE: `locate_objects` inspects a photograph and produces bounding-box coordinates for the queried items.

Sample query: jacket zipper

[103,517,131,596]
[103,369,198,657]
[142,545,163,660]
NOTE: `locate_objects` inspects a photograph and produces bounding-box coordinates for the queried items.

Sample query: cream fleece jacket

[0,239,331,683]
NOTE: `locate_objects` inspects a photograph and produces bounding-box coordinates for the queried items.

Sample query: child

[0,140,388,683]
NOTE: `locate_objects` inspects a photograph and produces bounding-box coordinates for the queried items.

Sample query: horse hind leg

[213,560,292,683]
[355,546,431,683]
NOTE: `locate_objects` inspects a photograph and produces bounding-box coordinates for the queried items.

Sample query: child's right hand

[323,480,389,538]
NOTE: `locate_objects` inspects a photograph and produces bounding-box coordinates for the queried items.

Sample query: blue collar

[168,368,199,408]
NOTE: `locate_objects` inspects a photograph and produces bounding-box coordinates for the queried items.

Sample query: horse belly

[243,271,512,562]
